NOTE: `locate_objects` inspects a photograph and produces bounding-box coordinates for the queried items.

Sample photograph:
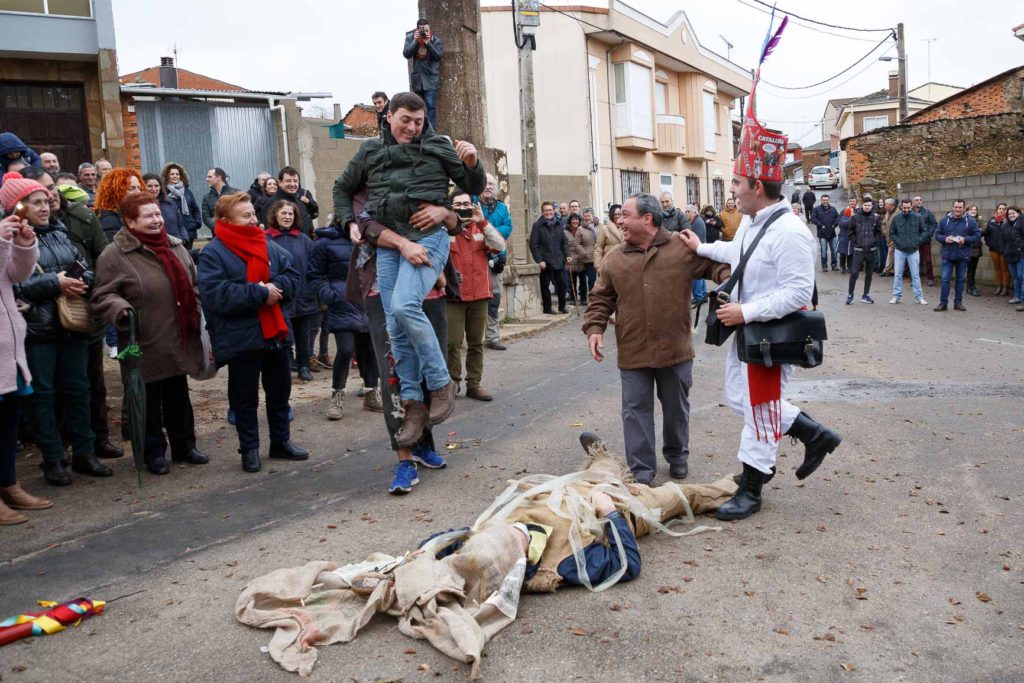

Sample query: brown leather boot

[427,381,456,426]
[395,400,429,448]
[0,483,54,511]
[0,500,28,525]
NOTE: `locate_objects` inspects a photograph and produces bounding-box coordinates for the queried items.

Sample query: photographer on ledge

[403,18,443,127]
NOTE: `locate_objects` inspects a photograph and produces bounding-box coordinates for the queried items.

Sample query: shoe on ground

[316,353,333,369]
[389,460,419,495]
[41,460,72,486]
[0,500,28,525]
[968,287,980,297]
[1017,304,1024,312]
[71,454,113,477]
[1,483,53,511]
[269,441,309,461]
[145,456,170,475]
[486,341,507,350]
[845,295,854,305]
[918,297,928,305]
[396,400,430,448]
[427,381,456,426]
[669,461,689,480]
[542,309,557,315]
[308,356,322,373]
[1009,298,1021,304]
[466,386,493,402]
[888,297,900,304]
[171,448,209,465]
[927,279,935,286]
[831,265,839,271]
[298,367,314,382]
[94,439,124,459]
[558,307,569,314]
[411,444,447,469]
[356,384,369,397]
[327,389,345,420]
[107,346,118,359]
[240,449,261,473]
[860,295,874,304]
[933,303,948,311]
[715,464,766,521]
[363,387,384,413]
[954,303,966,311]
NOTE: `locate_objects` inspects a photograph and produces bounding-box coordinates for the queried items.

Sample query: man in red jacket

[446,190,506,401]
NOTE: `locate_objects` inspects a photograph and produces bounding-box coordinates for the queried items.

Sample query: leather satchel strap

[735,207,787,304]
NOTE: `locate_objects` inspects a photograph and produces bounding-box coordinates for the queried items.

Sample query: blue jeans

[1011,259,1024,301]
[939,258,968,305]
[376,230,451,402]
[692,279,707,302]
[892,249,923,300]
[819,236,838,268]
[416,89,438,128]
[105,323,118,349]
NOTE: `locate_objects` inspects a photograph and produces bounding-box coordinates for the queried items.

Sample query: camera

[418,27,428,38]
[455,207,475,220]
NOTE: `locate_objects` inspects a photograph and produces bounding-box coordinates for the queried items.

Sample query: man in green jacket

[888,198,928,306]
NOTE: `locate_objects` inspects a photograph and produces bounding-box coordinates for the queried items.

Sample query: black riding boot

[785,411,842,480]
[716,463,766,520]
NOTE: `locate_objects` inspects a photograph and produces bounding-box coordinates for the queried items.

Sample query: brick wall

[121,98,141,171]
[801,148,830,181]
[843,112,1024,198]
[910,68,1024,124]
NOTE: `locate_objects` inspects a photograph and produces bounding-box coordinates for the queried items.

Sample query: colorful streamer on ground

[0,598,106,646]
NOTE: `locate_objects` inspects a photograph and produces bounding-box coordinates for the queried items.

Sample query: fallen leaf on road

[1004,563,1011,571]
[948,598,962,606]
[744,591,756,597]
[568,627,588,636]
[520,628,534,635]
[860,624,875,631]
[840,663,856,672]
[816,576,827,583]
[657,585,680,594]
[854,588,868,600]
[326,525,336,529]
[403,648,417,655]
[682,576,694,583]
[976,592,992,603]
[609,603,621,611]
[418,663,430,671]
[569,422,583,427]
[774,627,789,635]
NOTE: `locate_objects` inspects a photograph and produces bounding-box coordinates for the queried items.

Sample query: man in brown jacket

[583,193,728,485]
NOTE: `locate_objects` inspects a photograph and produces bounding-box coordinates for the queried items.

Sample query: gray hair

[684,204,698,213]
[631,192,662,227]
[884,198,896,207]
[77,162,95,173]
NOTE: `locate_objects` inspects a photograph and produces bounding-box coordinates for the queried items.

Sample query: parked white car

[808,165,839,189]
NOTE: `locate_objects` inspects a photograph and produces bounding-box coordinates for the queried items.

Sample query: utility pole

[515,1,540,265]
[896,22,908,122]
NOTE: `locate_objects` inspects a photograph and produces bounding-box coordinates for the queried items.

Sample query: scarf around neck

[130,226,200,348]
[215,221,289,342]
[166,182,190,216]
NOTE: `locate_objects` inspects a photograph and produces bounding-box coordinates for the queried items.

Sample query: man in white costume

[678,113,842,521]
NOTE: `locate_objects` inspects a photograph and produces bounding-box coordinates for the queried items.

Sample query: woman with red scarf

[197,192,305,473]
[92,192,209,475]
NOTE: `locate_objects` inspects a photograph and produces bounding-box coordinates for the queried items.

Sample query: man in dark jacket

[912,196,938,286]
[846,197,881,305]
[791,188,801,205]
[810,194,840,272]
[684,204,707,305]
[529,202,569,314]
[372,91,390,133]
[658,192,690,232]
[201,168,239,233]
[272,165,319,237]
[0,132,41,172]
[887,199,927,305]
[802,188,817,220]
[933,199,980,312]
[403,19,443,127]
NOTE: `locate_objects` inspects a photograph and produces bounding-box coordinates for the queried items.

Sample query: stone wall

[843,112,1024,199]
[902,171,1024,285]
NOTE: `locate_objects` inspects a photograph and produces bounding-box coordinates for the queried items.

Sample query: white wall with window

[862,114,890,133]
[614,60,653,139]
[703,89,718,153]
[659,173,673,196]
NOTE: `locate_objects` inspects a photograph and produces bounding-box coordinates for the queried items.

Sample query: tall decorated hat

[734,11,789,183]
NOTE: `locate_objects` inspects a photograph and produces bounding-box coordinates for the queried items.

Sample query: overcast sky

[112,0,1023,146]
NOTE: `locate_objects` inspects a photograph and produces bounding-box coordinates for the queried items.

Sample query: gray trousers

[485,270,501,344]
[619,360,692,483]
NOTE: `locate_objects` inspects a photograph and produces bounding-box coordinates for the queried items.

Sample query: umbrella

[117,310,146,487]
[0,598,106,646]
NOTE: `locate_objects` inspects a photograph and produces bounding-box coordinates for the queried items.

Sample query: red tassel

[748,363,783,443]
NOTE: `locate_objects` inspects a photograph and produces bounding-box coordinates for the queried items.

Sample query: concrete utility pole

[515,1,541,265]
[896,22,908,122]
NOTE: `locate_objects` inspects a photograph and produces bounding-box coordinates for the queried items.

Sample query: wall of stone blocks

[902,172,1024,285]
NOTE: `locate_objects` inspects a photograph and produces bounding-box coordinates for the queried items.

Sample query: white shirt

[696,201,816,324]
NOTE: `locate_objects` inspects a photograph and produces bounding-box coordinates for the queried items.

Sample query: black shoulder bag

[700,209,784,347]
[733,214,828,369]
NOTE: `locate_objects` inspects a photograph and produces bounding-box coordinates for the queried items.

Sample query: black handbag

[702,210,785,346]
[737,310,827,368]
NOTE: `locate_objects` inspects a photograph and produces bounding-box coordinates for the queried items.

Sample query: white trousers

[724,338,801,473]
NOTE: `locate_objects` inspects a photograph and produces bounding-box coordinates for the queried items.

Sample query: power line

[733,0,884,43]
[749,0,893,33]
[758,45,897,100]
[537,2,609,34]
[761,33,894,90]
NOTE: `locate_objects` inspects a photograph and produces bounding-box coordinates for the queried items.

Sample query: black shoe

[298,367,314,382]
[954,302,966,311]
[669,461,689,480]
[542,309,556,315]
[831,265,839,271]
[94,439,124,459]
[70,454,113,477]
[785,411,842,480]
[41,460,72,487]
[733,466,775,484]
[240,449,261,473]
[933,303,947,312]
[145,456,170,475]
[558,307,569,314]
[268,441,309,461]
[927,279,935,287]
[967,287,980,297]
[171,448,209,465]
[716,464,765,521]
[486,341,507,350]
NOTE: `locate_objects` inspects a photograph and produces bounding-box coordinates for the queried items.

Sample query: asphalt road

[3,274,1023,682]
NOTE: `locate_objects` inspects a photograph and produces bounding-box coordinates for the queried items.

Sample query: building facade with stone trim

[0,0,125,171]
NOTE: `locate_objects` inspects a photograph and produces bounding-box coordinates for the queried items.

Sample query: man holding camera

[446,189,506,401]
[479,174,513,350]
[403,19,443,128]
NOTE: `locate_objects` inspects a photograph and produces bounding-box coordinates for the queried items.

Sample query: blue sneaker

[860,295,874,304]
[411,445,447,469]
[845,295,854,305]
[227,409,236,425]
[389,460,419,495]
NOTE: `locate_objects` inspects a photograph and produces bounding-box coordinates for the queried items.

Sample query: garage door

[0,82,90,172]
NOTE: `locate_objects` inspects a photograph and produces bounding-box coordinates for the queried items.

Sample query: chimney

[159,56,178,89]
[887,70,899,98]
